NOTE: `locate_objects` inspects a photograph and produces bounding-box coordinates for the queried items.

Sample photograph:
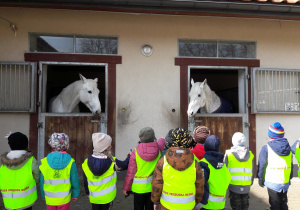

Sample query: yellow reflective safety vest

[39,157,74,205]
[226,150,254,186]
[201,158,231,210]
[0,156,37,210]
[160,155,196,210]
[265,145,292,184]
[295,145,300,178]
[132,149,160,193]
[82,157,117,204]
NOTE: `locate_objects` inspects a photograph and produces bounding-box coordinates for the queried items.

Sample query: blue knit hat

[268,122,284,139]
[204,135,220,152]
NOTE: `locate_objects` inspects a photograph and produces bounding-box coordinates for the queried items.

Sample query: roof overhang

[2,0,300,20]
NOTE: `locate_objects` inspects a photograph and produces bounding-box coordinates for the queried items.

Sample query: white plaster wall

[0,114,30,164]
[1,7,300,158]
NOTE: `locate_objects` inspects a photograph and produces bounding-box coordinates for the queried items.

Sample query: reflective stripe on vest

[228,168,252,173]
[39,157,73,206]
[44,178,70,185]
[88,172,116,186]
[131,149,160,193]
[295,146,300,178]
[160,153,196,210]
[265,145,292,184]
[89,184,116,197]
[44,190,71,198]
[226,150,253,186]
[208,194,226,203]
[161,193,195,204]
[82,157,117,204]
[0,156,37,210]
[200,158,231,210]
[2,185,36,199]
[133,176,152,184]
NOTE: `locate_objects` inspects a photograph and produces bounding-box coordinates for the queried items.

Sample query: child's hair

[6,132,29,150]
[48,133,69,151]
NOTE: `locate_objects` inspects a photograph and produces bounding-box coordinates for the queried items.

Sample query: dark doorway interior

[46,65,106,113]
[190,69,239,113]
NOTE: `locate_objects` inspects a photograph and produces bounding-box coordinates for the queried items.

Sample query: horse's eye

[198,94,201,97]
[88,91,92,94]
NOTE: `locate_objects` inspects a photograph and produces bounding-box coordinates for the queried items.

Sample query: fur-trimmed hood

[1,151,34,169]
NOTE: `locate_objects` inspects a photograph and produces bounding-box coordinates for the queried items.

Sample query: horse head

[187,78,208,118]
[79,74,101,115]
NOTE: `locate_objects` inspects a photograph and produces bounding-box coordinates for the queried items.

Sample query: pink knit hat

[92,133,112,153]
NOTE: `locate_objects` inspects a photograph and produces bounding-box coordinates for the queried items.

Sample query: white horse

[187,79,233,117]
[49,74,101,115]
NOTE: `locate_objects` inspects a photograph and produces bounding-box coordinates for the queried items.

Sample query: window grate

[252,68,300,113]
[0,62,36,113]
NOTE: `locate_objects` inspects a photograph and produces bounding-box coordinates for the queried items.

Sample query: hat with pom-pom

[268,122,284,139]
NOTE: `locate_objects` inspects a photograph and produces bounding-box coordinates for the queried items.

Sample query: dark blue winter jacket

[83,155,130,195]
[257,138,293,193]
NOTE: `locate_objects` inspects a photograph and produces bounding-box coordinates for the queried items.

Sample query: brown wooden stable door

[194,116,243,153]
[44,116,100,175]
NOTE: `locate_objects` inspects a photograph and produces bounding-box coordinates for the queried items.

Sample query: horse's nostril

[95,111,99,115]
[191,112,193,115]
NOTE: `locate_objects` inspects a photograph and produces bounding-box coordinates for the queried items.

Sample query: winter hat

[268,122,285,139]
[164,129,174,149]
[232,132,246,146]
[48,133,69,151]
[92,133,112,153]
[204,135,221,152]
[7,132,28,150]
[193,126,210,144]
[170,127,194,148]
[139,127,156,143]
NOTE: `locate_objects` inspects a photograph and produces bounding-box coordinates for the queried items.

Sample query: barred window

[29,33,118,55]
[0,62,36,113]
[179,39,256,59]
[252,68,300,113]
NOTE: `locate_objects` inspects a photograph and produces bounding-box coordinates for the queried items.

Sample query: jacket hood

[136,141,160,161]
[165,147,194,171]
[1,151,33,169]
[230,146,250,161]
[203,151,225,169]
[192,144,205,160]
[88,155,112,176]
[46,152,72,170]
[267,138,291,156]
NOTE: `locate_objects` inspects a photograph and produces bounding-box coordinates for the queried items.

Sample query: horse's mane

[202,82,221,113]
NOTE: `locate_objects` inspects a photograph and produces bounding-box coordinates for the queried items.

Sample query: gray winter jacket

[224,146,254,194]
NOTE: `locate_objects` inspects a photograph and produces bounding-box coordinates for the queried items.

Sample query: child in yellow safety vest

[83,133,130,210]
[291,139,300,178]
[257,122,292,210]
[198,135,231,210]
[39,133,80,210]
[151,127,204,210]
[123,127,165,210]
[224,132,254,210]
[0,131,40,210]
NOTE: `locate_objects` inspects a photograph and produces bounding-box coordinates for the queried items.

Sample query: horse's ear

[79,74,87,83]
[203,78,207,85]
[94,78,98,83]
[191,78,195,86]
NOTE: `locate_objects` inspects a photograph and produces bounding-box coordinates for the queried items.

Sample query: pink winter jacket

[123,138,165,191]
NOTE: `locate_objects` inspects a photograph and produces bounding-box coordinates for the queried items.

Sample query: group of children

[0,121,298,210]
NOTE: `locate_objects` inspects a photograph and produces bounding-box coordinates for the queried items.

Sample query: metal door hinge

[37,122,43,128]
[247,74,251,79]
[38,70,42,75]
[36,101,41,106]
[247,103,251,107]
[244,122,250,127]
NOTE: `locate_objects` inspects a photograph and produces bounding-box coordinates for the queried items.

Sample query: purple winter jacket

[123,138,165,191]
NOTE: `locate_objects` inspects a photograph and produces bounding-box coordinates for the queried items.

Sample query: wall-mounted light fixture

[0,17,17,36]
[141,44,153,56]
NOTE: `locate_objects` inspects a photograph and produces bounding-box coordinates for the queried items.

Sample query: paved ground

[1,177,300,209]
